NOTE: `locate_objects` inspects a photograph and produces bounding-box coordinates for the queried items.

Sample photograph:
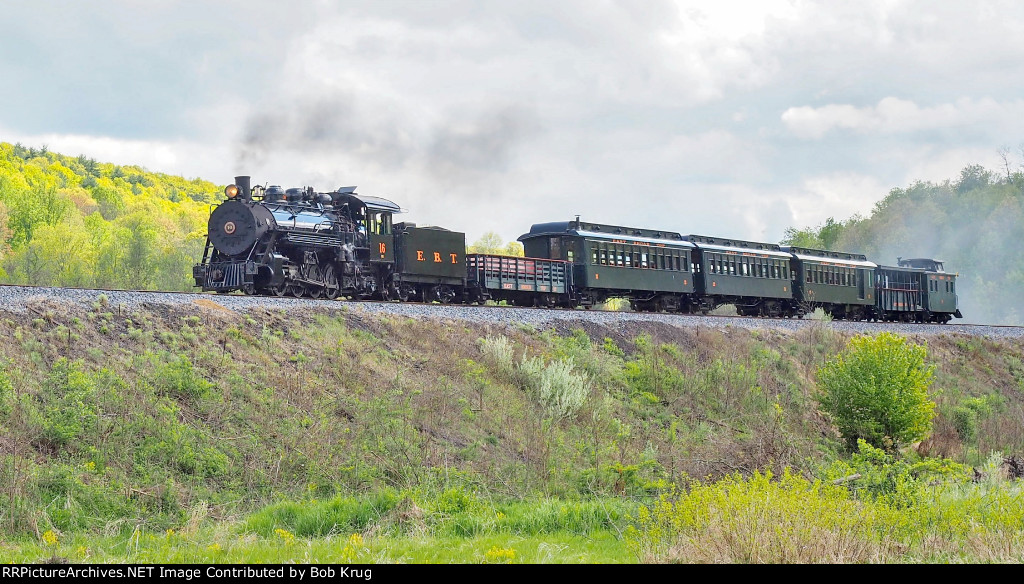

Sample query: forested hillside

[784,165,1024,325]
[0,142,220,291]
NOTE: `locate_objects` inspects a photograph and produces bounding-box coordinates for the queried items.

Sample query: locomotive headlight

[225,184,239,199]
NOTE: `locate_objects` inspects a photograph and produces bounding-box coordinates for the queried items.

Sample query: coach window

[741,262,748,276]
[624,250,632,268]
[951,281,955,293]
[599,248,607,265]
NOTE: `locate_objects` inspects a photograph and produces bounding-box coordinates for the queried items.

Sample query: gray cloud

[5,0,1024,248]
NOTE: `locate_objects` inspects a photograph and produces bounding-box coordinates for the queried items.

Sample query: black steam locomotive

[193,176,464,303]
[193,177,962,323]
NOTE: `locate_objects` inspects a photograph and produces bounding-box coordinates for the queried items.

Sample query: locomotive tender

[193,177,962,323]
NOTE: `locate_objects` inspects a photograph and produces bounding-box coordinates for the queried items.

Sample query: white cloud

[0,128,229,181]
[790,172,888,225]
[782,97,1024,139]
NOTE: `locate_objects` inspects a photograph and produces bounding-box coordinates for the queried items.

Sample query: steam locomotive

[193,176,962,323]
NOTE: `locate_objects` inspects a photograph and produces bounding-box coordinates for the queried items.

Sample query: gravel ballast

[2,284,1020,339]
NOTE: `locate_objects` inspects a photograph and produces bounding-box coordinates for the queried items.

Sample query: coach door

[857,269,866,299]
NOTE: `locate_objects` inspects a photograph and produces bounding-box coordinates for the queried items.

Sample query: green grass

[3,495,634,564]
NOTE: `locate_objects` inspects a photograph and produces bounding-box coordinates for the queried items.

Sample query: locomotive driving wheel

[323,265,340,300]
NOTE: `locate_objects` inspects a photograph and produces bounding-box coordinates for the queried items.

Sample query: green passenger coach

[685,235,795,316]
[783,246,877,320]
[519,220,696,310]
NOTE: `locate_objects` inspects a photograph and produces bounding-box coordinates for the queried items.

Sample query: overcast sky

[3,0,1024,245]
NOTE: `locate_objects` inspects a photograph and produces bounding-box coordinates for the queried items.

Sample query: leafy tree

[468,231,523,256]
[781,217,847,250]
[817,332,936,451]
[0,200,11,260]
[781,226,823,249]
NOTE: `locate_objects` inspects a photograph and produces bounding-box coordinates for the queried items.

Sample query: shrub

[478,335,514,375]
[155,355,212,400]
[516,356,589,420]
[817,333,936,450]
[38,359,99,448]
[626,469,897,563]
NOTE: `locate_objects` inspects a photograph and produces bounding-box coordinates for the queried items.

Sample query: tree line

[0,142,220,291]
[783,163,1024,325]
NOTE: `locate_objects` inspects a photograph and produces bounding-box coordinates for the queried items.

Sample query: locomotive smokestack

[234,175,251,200]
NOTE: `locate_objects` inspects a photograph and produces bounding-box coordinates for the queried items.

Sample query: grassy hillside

[1,300,1023,562]
[0,142,220,291]
[784,165,1024,325]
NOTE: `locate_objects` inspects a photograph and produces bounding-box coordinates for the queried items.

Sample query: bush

[817,333,936,450]
[155,355,212,400]
[516,356,589,420]
[626,470,898,563]
[478,335,514,375]
[38,359,99,448]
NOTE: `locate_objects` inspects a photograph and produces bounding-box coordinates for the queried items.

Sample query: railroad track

[0,283,1020,339]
